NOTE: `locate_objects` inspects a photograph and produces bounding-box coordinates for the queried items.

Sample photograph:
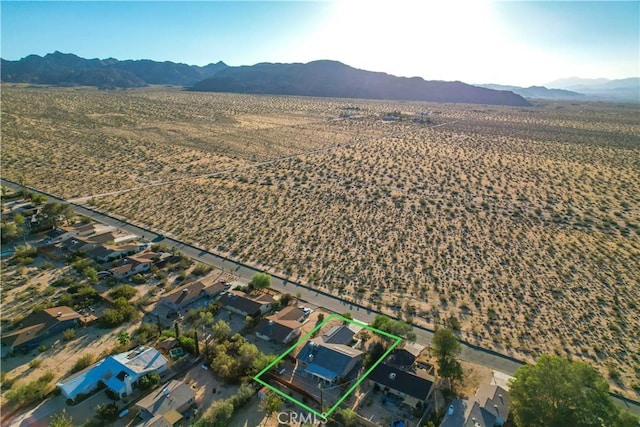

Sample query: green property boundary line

[253,313,403,420]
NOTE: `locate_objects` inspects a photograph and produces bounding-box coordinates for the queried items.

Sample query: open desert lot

[2,85,639,395]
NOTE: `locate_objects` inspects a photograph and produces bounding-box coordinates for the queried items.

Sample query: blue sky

[1,1,638,86]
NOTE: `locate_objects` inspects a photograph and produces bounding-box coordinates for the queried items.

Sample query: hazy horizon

[1,1,638,87]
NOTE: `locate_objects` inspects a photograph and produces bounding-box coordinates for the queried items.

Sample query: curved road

[2,178,638,416]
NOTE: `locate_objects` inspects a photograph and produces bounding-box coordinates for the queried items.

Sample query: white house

[57,346,168,400]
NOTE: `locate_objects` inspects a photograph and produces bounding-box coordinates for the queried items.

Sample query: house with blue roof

[57,346,168,400]
[296,339,362,384]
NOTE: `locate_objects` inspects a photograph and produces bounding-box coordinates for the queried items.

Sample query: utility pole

[317,382,323,414]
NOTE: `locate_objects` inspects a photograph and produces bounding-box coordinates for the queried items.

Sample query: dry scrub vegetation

[2,85,639,395]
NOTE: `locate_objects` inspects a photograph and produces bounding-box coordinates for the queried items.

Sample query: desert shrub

[95,403,119,421]
[62,328,76,341]
[135,323,159,343]
[5,371,55,407]
[98,298,138,327]
[28,359,42,369]
[138,372,161,390]
[108,285,137,300]
[13,246,37,260]
[1,371,15,391]
[191,263,212,277]
[70,354,94,374]
[51,276,77,288]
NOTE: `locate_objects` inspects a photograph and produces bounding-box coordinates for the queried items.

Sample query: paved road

[2,178,639,417]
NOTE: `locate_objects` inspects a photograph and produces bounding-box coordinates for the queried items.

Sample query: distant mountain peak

[191,60,531,106]
[543,77,639,102]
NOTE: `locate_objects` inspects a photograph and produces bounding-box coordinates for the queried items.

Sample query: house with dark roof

[135,379,196,425]
[321,325,356,345]
[255,306,306,345]
[296,339,362,384]
[57,346,168,400]
[219,291,274,317]
[440,384,511,427]
[386,342,426,370]
[1,306,81,351]
[368,363,434,409]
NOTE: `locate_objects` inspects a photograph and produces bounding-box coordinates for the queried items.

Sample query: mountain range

[2,52,637,104]
[475,84,585,100]
[0,51,228,88]
[543,77,640,102]
[190,60,531,106]
[1,52,530,106]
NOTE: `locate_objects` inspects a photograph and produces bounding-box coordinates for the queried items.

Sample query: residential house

[273,306,306,322]
[440,384,511,427]
[151,275,228,326]
[386,343,425,370]
[321,325,356,345]
[106,251,157,280]
[1,306,81,351]
[135,379,196,425]
[368,363,434,409]
[159,275,228,313]
[55,223,116,242]
[57,346,168,400]
[255,306,306,345]
[89,243,149,263]
[296,340,362,384]
[137,415,176,427]
[219,291,275,317]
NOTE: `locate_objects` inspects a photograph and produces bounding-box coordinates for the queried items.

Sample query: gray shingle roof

[368,363,433,401]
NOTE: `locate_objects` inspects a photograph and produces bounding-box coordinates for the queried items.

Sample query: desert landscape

[2,84,639,395]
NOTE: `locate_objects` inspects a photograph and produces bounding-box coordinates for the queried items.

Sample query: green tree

[618,411,640,427]
[1,222,19,242]
[509,355,626,427]
[213,320,231,341]
[370,314,416,341]
[109,285,137,300]
[95,403,119,421]
[248,272,271,290]
[260,392,283,423]
[337,408,357,426]
[138,372,161,390]
[237,342,260,371]
[431,328,463,384]
[38,202,74,229]
[206,399,234,427]
[178,336,197,354]
[13,213,25,226]
[49,409,73,427]
[364,341,386,369]
[431,327,461,359]
[117,331,130,346]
